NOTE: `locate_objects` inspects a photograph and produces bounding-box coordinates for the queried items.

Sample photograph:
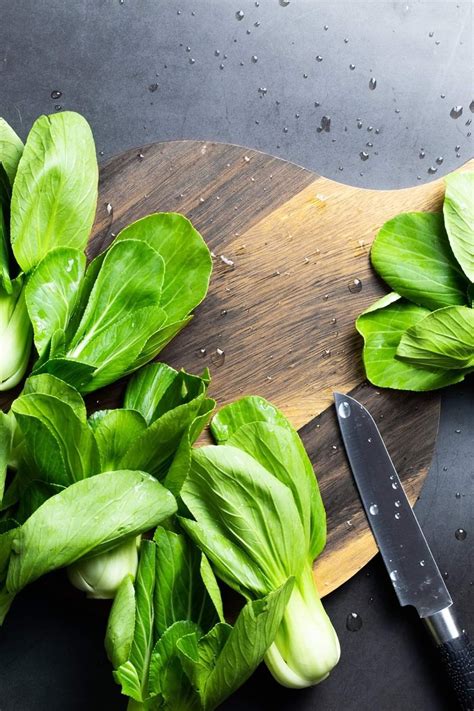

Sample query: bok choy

[106,526,293,710]
[357,171,473,390]
[179,396,340,689]
[0,363,213,618]
[0,112,212,393]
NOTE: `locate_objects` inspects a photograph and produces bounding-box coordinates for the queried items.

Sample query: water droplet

[106,203,113,216]
[211,348,225,367]
[391,482,398,490]
[258,87,267,96]
[254,20,261,27]
[235,10,245,20]
[455,528,467,541]
[428,166,438,175]
[346,519,353,528]
[214,49,220,56]
[189,57,196,64]
[303,73,308,79]
[196,347,207,358]
[436,156,444,165]
[369,504,379,516]
[148,83,159,93]
[279,0,290,5]
[338,401,351,419]
[316,55,323,62]
[394,512,401,520]
[367,125,373,132]
[369,77,377,90]
[344,37,349,44]
[251,55,258,63]
[390,570,398,582]
[443,571,449,580]
[357,119,363,129]
[54,104,62,111]
[331,444,338,451]
[322,348,331,359]
[349,63,356,70]
[420,560,426,566]
[324,24,329,30]
[220,309,228,316]
[359,151,369,162]
[440,93,446,99]
[443,466,448,472]
[455,428,461,434]
[394,500,401,507]
[367,437,372,443]
[220,254,235,269]
[348,278,363,293]
[346,612,363,631]
[283,126,288,133]
[317,115,331,133]
[450,105,463,119]
[428,31,434,37]
[50,90,62,99]
[455,492,461,499]
[419,150,425,158]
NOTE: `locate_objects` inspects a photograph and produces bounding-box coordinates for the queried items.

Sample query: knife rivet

[394,512,401,520]
[420,560,425,566]
[394,500,401,507]
[369,504,379,516]
[391,482,398,490]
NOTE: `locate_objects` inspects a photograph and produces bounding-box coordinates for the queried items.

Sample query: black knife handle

[437,633,474,710]
[424,607,474,710]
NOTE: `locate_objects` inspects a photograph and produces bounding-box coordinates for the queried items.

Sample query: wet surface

[0,2,472,710]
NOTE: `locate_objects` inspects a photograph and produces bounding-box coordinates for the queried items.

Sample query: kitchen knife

[334,392,474,711]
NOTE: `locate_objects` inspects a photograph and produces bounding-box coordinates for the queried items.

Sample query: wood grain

[3,139,471,596]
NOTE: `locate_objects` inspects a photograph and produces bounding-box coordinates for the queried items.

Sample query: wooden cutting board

[7,140,472,597]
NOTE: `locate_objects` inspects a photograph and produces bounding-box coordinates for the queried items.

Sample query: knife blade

[334,392,474,710]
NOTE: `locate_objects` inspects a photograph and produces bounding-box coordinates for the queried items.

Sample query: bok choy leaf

[356,170,473,391]
[106,527,293,710]
[180,396,340,689]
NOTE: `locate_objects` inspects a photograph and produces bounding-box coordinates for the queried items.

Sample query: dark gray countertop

[0,2,472,709]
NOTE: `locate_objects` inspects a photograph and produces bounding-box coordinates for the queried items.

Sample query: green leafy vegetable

[0,364,213,614]
[0,118,24,185]
[357,171,473,391]
[10,112,98,273]
[106,527,293,710]
[0,112,212,394]
[397,305,474,370]
[0,470,176,622]
[180,397,340,689]
[356,295,466,390]
[443,172,474,282]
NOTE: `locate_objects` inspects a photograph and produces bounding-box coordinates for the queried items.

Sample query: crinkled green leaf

[0,165,11,290]
[199,555,225,624]
[212,397,325,560]
[227,421,325,561]
[67,238,164,356]
[12,393,100,484]
[397,305,474,370]
[114,660,143,703]
[33,357,96,391]
[178,580,294,711]
[129,316,192,373]
[356,297,466,390]
[89,409,147,471]
[25,247,86,356]
[371,212,468,310]
[124,363,179,425]
[22,373,86,421]
[181,445,306,596]
[443,172,474,282]
[10,112,97,273]
[6,470,176,593]
[148,620,201,708]
[120,394,205,480]
[153,528,219,639]
[105,574,136,669]
[0,118,23,185]
[0,411,15,502]
[127,540,157,702]
[115,213,212,324]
